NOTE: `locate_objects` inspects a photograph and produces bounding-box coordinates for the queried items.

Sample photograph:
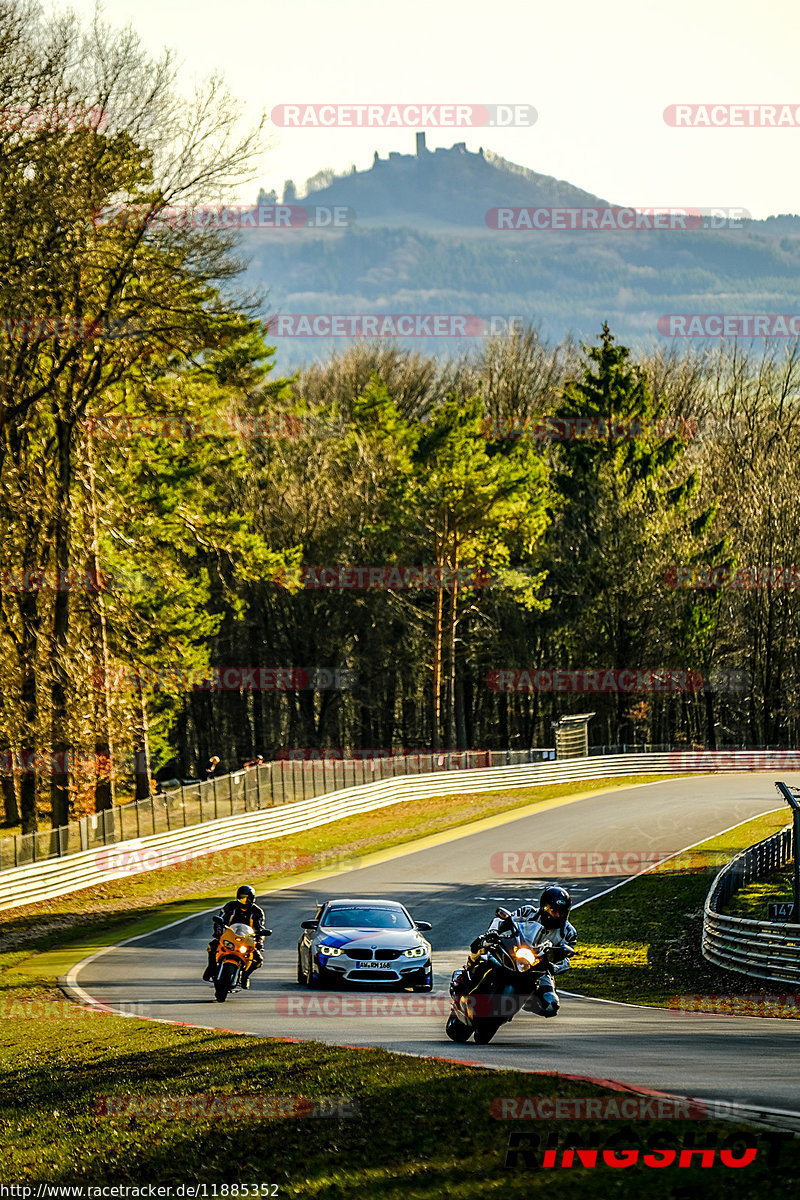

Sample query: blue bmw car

[297,897,433,991]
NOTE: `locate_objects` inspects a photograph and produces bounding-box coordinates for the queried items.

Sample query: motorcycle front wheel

[445,1013,471,1042]
[215,960,238,1002]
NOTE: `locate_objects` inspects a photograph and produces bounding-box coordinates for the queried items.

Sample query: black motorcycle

[445,907,553,1044]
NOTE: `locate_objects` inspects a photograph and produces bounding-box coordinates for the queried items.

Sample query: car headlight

[403,945,427,958]
[318,945,344,957]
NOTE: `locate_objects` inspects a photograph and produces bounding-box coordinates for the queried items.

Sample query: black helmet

[538,884,571,930]
[236,884,256,907]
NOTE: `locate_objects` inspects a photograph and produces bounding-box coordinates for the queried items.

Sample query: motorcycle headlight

[403,945,427,958]
[513,946,537,971]
[237,944,248,954]
[318,945,343,957]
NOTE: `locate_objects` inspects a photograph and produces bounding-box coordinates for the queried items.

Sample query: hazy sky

[65,0,799,217]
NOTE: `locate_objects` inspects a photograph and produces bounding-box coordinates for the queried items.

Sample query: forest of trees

[3,1,800,838]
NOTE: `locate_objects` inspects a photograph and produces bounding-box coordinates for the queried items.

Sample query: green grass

[567,808,795,1009]
[725,862,796,920]
[1,1012,797,1192]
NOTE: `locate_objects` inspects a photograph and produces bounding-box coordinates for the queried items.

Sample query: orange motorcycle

[212,922,260,1002]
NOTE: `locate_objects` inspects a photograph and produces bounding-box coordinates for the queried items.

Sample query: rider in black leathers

[203,884,269,988]
[454,884,577,1016]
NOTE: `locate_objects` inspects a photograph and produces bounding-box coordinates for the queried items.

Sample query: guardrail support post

[775,781,800,917]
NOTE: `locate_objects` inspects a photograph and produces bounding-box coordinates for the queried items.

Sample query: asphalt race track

[69,774,800,1115]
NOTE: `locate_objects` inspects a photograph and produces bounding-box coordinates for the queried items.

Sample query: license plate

[355,960,392,969]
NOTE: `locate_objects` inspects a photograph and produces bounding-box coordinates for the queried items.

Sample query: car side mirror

[415,921,432,932]
[301,920,318,930]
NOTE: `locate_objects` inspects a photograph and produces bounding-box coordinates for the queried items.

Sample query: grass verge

[1,1007,797,1191]
[725,861,795,920]
[567,808,797,1010]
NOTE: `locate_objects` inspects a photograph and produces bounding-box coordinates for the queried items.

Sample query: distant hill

[240,136,800,366]
[260,137,609,229]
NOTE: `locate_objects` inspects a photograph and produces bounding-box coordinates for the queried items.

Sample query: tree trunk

[446,527,459,749]
[18,592,39,834]
[133,673,152,801]
[431,518,447,748]
[0,762,19,826]
[49,414,72,828]
[85,427,115,811]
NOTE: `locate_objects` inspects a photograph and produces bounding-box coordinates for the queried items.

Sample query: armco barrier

[2,749,799,912]
[702,823,800,985]
[0,749,554,871]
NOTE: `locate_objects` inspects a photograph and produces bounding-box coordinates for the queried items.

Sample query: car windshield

[320,906,413,930]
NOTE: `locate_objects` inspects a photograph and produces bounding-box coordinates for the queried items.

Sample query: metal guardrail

[703,823,800,985]
[6,742,797,872]
[0,748,560,872]
[1,748,796,912]
[1,749,564,872]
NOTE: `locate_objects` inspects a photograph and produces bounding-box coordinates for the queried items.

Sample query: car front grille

[343,948,405,961]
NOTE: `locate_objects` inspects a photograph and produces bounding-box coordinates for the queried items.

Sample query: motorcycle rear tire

[445,1014,471,1042]
[473,1018,502,1044]
[215,961,238,1002]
